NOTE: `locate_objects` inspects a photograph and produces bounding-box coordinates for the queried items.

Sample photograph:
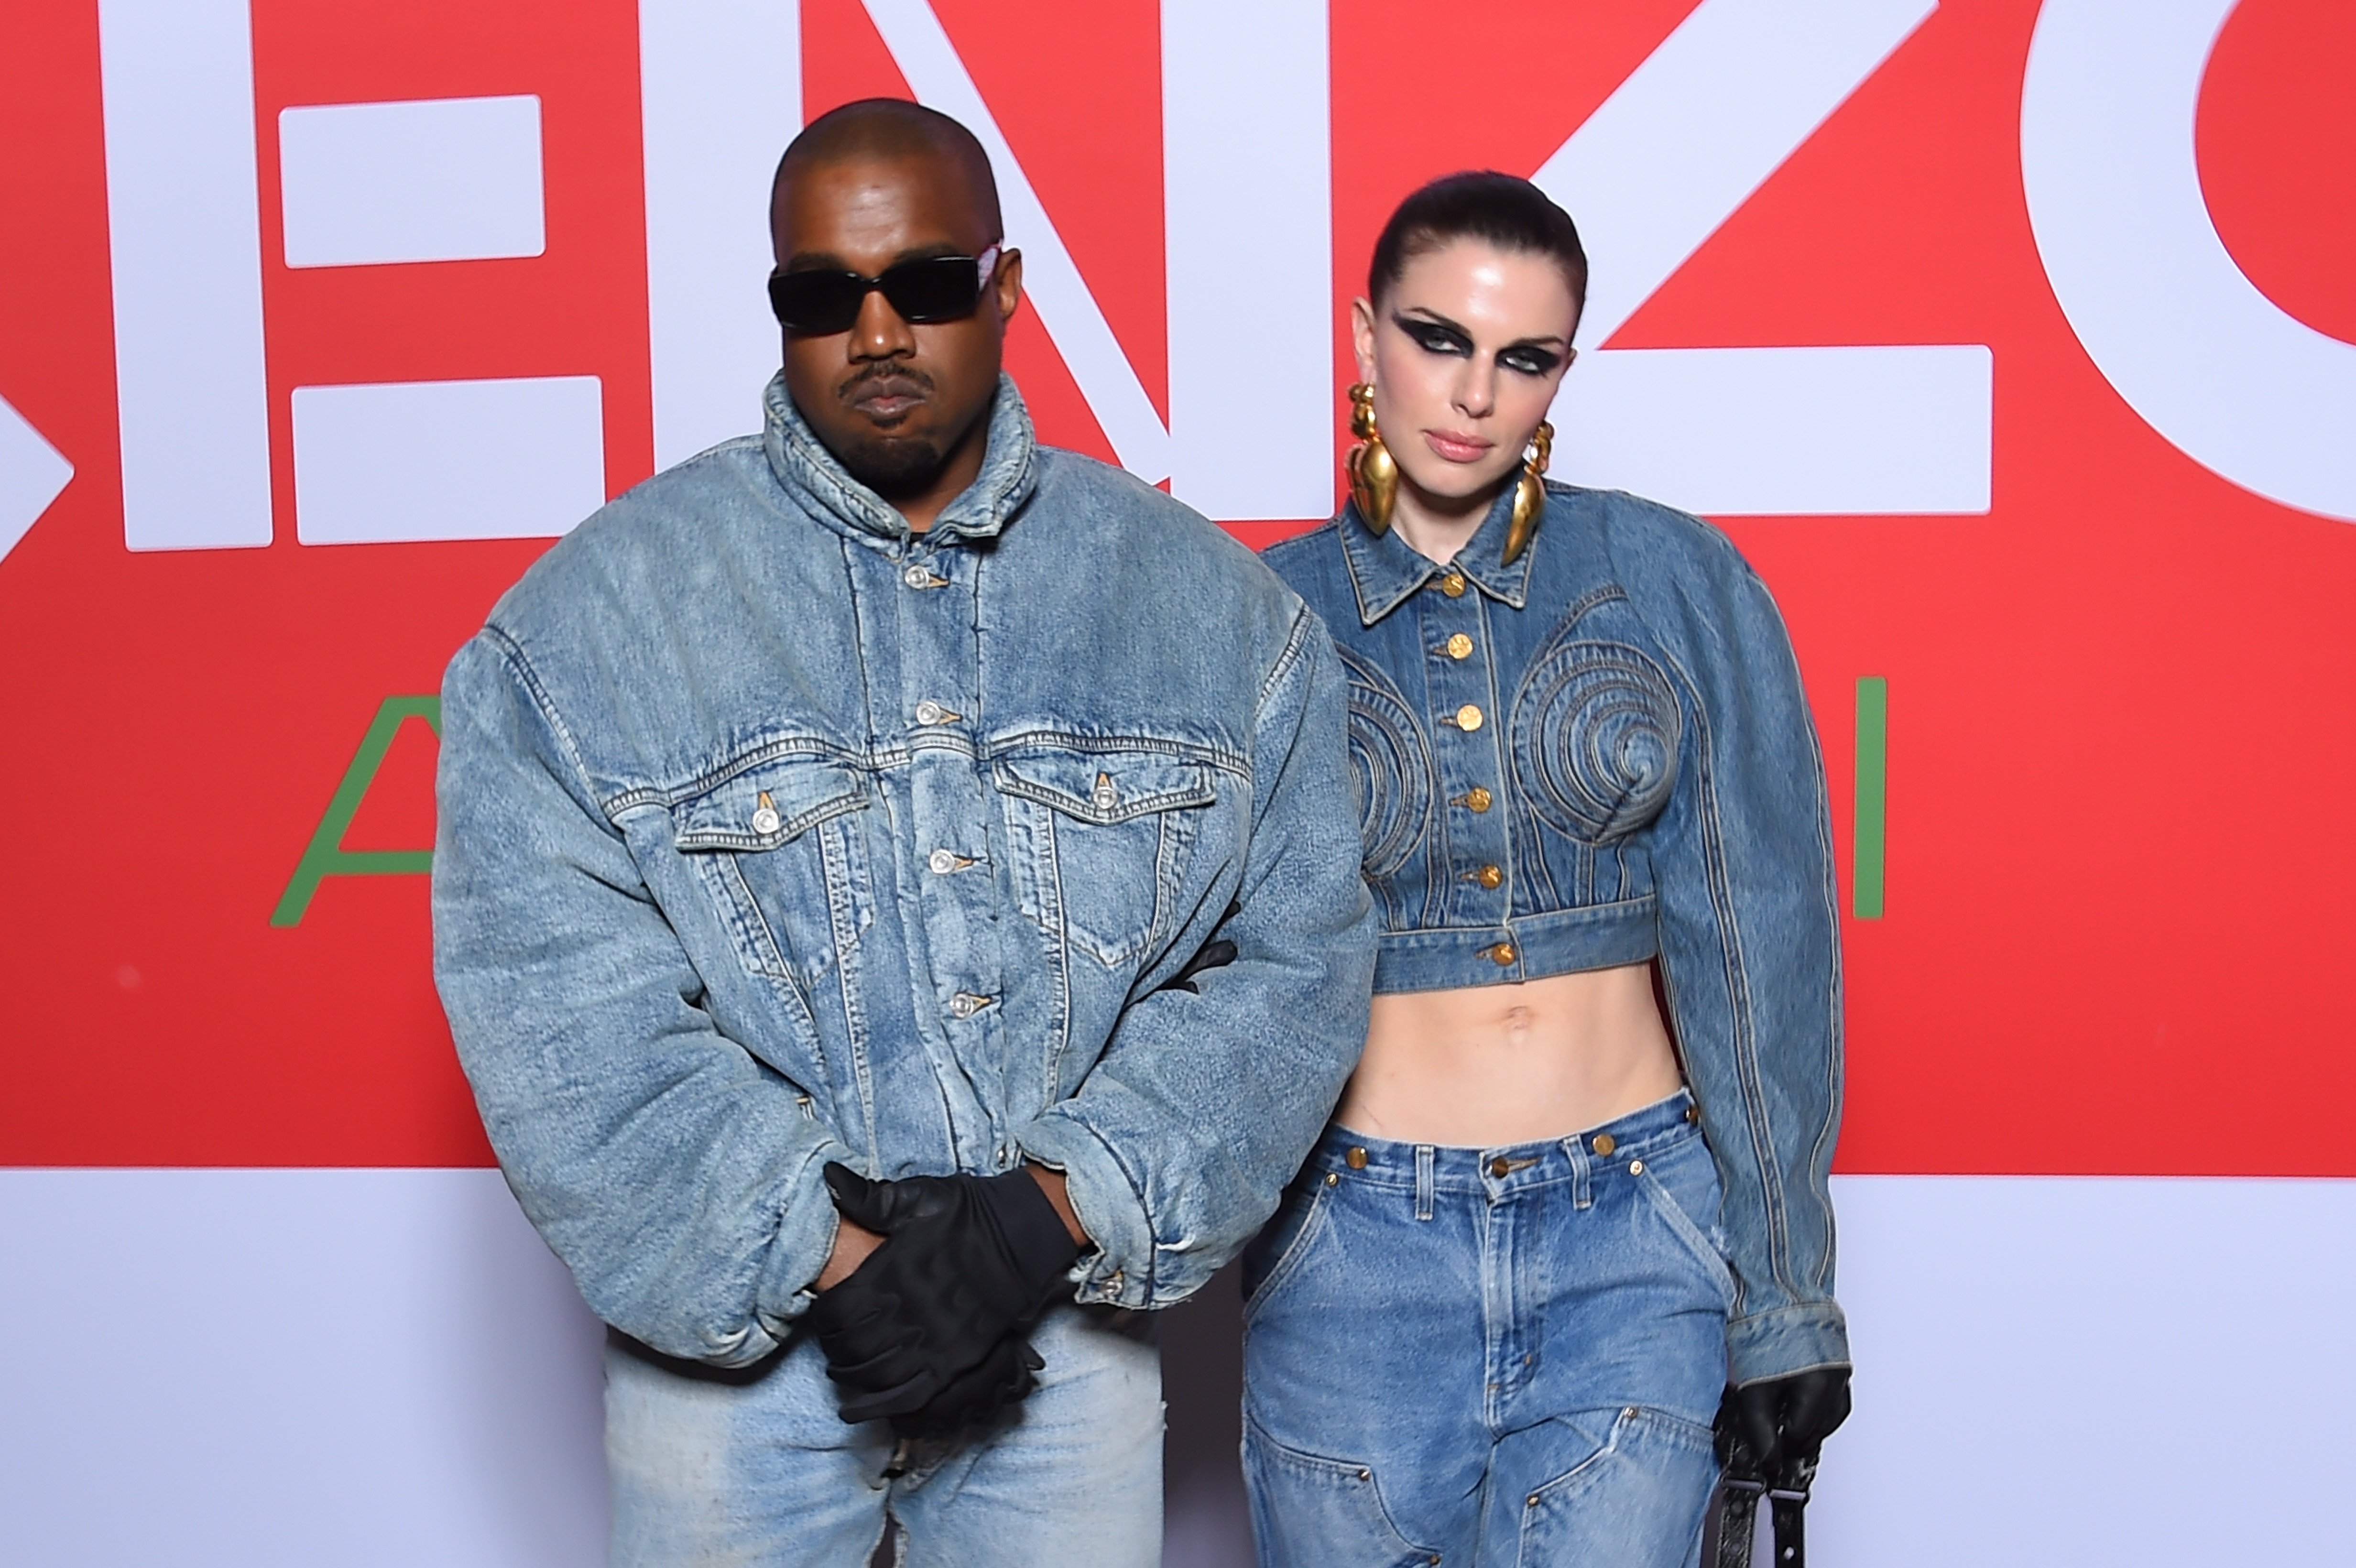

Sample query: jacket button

[902,563,946,589]
[1592,1132,1617,1156]
[1463,786,1493,813]
[1489,1157,1511,1177]
[1346,1146,1368,1169]
[1489,941,1516,966]
[1439,571,1467,597]
[1475,864,1502,890]
[1445,632,1473,659]
[915,699,958,725]
[1452,703,1483,731]
[751,790,782,836]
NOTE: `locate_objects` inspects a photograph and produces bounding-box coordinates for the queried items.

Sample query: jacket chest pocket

[993,745,1217,969]
[670,754,874,990]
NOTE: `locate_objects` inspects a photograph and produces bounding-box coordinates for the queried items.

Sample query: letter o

[2022,0,2356,523]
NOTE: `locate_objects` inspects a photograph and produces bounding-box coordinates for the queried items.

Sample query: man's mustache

[838,364,935,406]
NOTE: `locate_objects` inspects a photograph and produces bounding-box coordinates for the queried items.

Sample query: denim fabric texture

[432,373,1376,1372]
[1261,490,1845,1383]
[606,1305,1161,1566]
[1242,1092,1727,1568]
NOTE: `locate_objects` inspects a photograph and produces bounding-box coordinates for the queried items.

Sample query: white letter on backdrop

[1535,0,1992,516]
[2022,0,2356,523]
[97,0,273,551]
[641,0,803,468]
[1164,0,1334,521]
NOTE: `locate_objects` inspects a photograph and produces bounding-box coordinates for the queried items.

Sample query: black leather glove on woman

[1714,1366,1852,1485]
[807,1163,1083,1436]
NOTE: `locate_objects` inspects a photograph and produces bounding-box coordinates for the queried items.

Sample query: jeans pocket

[1633,1132,1738,1309]
[1242,1417,1439,1568]
[1241,1179,1330,1324]
[1515,1406,1718,1568]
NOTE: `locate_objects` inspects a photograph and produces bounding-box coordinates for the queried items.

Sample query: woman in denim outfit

[1249,174,1852,1567]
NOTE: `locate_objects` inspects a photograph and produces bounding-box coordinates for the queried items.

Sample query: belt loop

[1563,1135,1592,1210]
[1415,1144,1436,1221]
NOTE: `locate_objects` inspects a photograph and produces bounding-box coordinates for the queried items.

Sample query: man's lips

[1423,429,1494,464]
[841,374,931,424]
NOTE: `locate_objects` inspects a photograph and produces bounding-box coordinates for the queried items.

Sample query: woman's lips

[1423,429,1495,464]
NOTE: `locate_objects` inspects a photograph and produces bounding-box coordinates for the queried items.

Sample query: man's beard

[832,365,948,499]
[833,428,949,499]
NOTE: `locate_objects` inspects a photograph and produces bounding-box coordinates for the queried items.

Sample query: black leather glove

[1714,1366,1852,1488]
[1155,900,1242,995]
[806,1163,1082,1434]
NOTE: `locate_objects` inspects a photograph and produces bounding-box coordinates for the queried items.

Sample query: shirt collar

[1337,483,1536,626]
[761,370,1039,547]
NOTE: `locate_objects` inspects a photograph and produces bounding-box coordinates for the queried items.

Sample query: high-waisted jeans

[1240,1090,1729,1568]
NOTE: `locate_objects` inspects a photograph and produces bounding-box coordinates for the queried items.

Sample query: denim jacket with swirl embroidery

[432,374,1374,1368]
[1261,484,1847,1385]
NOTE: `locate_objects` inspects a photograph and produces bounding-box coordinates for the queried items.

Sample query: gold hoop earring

[1345,383,1398,536]
[1503,421,1553,566]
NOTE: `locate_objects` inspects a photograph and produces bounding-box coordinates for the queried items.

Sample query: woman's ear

[1349,295,1378,384]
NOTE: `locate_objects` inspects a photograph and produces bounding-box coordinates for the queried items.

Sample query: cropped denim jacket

[1262,486,1847,1384]
[433,375,1374,1368]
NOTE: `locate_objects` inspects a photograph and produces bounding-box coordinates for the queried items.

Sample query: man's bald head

[771,98,1002,250]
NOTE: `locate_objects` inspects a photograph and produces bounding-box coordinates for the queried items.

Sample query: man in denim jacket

[432,100,1373,1566]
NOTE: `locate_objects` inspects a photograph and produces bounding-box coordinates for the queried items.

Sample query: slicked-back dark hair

[1369,171,1588,332]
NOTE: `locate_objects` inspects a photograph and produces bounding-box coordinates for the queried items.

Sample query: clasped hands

[807,1161,1086,1438]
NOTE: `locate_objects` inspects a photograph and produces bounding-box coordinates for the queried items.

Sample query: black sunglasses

[767,244,1002,336]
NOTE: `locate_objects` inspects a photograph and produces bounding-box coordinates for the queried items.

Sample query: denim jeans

[1241,1091,1729,1568]
[606,1302,1162,1567]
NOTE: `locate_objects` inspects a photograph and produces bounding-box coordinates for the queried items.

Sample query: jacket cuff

[1725,1300,1852,1386]
[750,1133,863,1344]
[1013,1114,1154,1309]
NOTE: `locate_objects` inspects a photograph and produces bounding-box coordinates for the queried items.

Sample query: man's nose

[850,287,917,360]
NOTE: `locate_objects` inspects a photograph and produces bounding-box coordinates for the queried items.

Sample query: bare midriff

[1335,962,1685,1146]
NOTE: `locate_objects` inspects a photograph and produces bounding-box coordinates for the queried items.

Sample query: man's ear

[994,248,1025,327]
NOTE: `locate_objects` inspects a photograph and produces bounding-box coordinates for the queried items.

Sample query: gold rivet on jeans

[1347,1147,1367,1169]
[1489,1156,1511,1177]
[1324,1171,1340,1187]
[1629,1159,1645,1176]
[1592,1132,1616,1156]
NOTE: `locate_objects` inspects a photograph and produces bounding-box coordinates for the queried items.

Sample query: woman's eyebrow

[1396,309,1567,353]
[1393,308,1472,336]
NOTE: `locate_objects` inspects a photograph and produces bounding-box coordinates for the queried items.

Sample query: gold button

[1475,864,1502,890]
[1490,942,1516,966]
[1324,1171,1340,1187]
[1346,1146,1368,1170]
[1463,786,1493,813]
[1592,1132,1617,1156]
[1440,571,1467,598]
[1685,1103,1700,1124]
[1445,632,1473,659]
[1453,703,1483,731]
[1489,1157,1511,1177]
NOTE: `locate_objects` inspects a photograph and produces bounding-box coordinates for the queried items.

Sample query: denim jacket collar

[761,370,1039,548]
[1337,482,1535,625]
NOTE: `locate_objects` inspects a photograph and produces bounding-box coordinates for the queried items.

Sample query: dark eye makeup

[1392,311,1564,377]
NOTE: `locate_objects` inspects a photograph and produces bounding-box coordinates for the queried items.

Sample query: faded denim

[607,1304,1161,1567]
[1243,1092,1728,1568]
[433,373,1375,1377]
[1262,490,1845,1383]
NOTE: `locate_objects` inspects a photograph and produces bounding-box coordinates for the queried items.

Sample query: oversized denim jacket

[1262,485,1848,1384]
[433,374,1374,1367]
